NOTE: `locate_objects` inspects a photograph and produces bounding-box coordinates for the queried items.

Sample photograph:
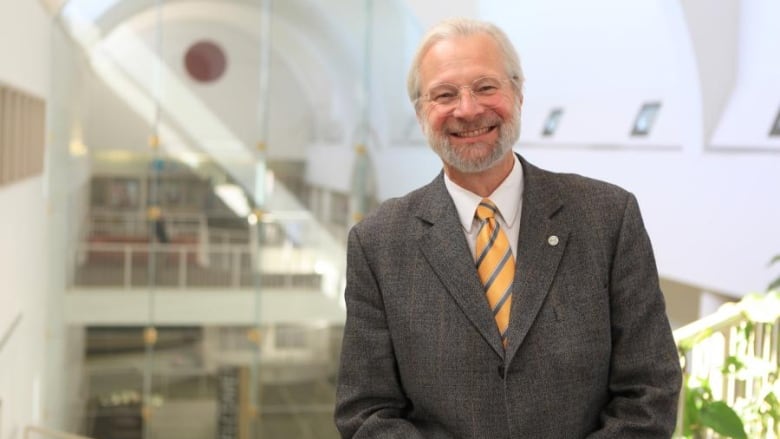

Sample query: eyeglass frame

[415,75,519,112]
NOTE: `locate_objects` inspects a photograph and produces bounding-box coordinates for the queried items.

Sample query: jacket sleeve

[334,227,425,439]
[586,193,682,438]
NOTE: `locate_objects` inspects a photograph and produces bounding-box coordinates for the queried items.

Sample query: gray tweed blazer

[335,155,681,438]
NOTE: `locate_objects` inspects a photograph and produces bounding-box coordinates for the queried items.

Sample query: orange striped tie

[475,199,515,348]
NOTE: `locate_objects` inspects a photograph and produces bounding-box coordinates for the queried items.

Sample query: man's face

[417,33,521,174]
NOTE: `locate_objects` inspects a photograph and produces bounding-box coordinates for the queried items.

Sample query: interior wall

[481,0,700,149]
[679,0,740,140]
[404,0,478,29]
[711,0,780,150]
[0,0,50,96]
[0,1,52,437]
[0,178,49,436]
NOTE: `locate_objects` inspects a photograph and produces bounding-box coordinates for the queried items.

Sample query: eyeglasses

[419,76,513,111]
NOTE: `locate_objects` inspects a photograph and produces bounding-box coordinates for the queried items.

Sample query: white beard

[423,105,521,174]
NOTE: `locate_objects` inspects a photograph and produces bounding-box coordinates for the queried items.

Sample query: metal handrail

[0,313,22,353]
[24,425,95,439]
[673,302,744,347]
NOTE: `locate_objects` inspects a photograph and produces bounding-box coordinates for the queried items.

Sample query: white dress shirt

[443,153,524,261]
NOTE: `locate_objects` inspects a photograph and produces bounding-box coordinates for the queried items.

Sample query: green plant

[679,290,780,438]
[677,256,780,438]
[730,291,780,438]
[682,376,747,438]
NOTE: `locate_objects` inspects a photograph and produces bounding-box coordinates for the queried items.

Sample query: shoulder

[351,176,438,238]
[556,171,631,205]
[520,158,643,239]
[523,158,634,211]
[345,178,442,271]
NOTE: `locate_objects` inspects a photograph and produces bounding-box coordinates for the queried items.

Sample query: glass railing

[71,210,343,294]
[72,241,329,290]
[44,0,423,436]
[77,323,342,438]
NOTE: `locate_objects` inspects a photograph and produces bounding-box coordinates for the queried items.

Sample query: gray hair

[407,17,525,111]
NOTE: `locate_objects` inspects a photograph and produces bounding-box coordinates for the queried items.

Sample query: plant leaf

[683,387,702,435]
[700,401,747,439]
[769,277,780,292]
[765,391,780,423]
[722,355,745,375]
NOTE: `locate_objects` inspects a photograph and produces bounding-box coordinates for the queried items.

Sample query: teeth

[456,127,491,137]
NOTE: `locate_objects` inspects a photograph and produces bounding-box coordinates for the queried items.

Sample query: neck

[444,152,515,197]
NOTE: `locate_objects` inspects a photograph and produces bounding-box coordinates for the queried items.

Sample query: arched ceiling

[59,0,368,142]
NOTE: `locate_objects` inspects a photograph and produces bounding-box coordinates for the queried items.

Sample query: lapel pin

[547,235,559,246]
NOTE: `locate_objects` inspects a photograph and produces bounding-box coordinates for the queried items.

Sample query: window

[770,107,780,137]
[631,102,662,137]
[542,108,564,137]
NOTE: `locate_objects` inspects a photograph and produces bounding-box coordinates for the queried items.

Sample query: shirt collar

[444,153,524,231]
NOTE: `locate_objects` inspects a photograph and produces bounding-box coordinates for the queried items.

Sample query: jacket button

[497,365,505,378]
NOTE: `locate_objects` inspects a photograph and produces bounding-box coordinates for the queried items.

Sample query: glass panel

[50,0,420,437]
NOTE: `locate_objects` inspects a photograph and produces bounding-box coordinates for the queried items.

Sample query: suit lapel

[415,175,506,357]
[505,158,568,366]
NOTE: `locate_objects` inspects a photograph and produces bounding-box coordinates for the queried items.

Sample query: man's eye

[432,91,457,102]
[475,85,498,95]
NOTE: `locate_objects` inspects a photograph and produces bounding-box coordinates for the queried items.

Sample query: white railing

[75,209,347,296]
[88,210,208,239]
[71,242,326,291]
[674,292,780,438]
[208,226,249,244]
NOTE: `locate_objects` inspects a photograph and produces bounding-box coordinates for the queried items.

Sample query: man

[335,17,681,438]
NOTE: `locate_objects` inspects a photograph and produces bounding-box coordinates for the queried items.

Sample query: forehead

[418,32,505,87]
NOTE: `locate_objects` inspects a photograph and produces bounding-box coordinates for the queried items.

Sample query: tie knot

[475,198,498,221]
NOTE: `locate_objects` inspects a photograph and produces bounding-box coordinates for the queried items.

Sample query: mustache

[443,114,502,134]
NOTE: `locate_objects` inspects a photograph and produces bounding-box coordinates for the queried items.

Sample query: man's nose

[452,89,484,118]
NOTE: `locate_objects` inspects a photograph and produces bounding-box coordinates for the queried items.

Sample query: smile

[451,126,496,138]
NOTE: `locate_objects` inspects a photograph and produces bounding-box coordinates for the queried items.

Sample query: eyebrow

[427,75,500,88]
